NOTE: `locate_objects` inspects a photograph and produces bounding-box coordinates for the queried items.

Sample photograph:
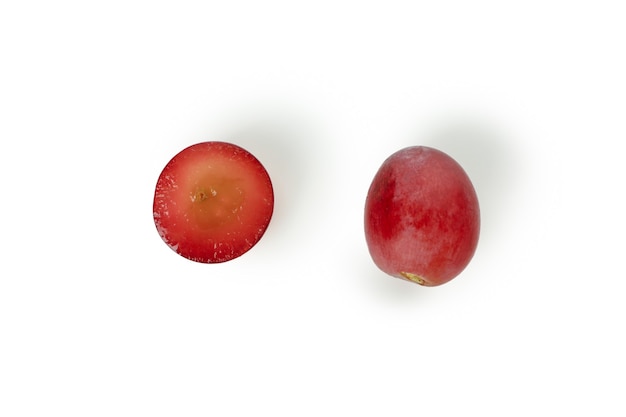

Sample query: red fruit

[153,141,274,263]
[364,146,480,286]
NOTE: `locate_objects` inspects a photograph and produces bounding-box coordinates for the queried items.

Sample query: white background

[1,1,625,415]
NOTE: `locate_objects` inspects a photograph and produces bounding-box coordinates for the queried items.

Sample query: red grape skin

[364,146,480,286]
